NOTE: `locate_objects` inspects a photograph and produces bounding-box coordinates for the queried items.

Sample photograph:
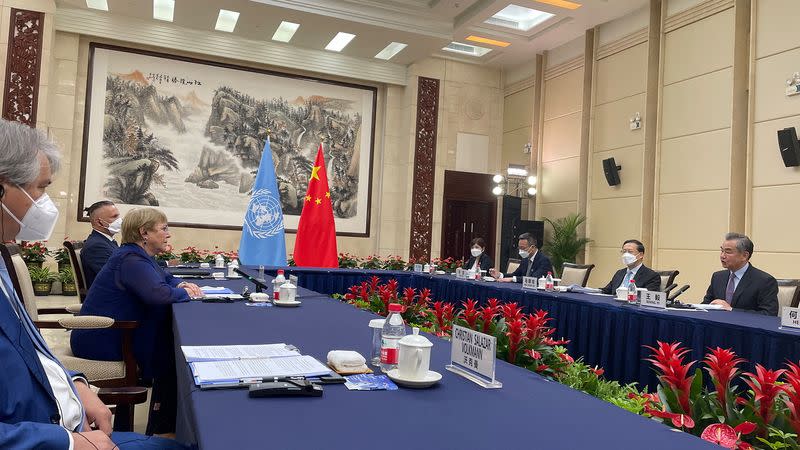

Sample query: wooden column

[409,76,440,260]
[641,0,663,265]
[2,8,45,126]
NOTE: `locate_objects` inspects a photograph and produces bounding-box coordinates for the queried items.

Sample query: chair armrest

[97,386,148,405]
[58,316,115,329]
[65,304,82,314]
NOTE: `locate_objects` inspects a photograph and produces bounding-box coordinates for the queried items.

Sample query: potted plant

[59,267,78,296]
[20,241,49,268]
[29,266,56,296]
[54,247,71,272]
[543,213,592,277]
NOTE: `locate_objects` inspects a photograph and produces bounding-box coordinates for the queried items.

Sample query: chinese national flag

[293,145,338,267]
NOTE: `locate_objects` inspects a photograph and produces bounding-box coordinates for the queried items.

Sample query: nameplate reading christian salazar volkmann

[446,325,502,388]
[780,307,800,332]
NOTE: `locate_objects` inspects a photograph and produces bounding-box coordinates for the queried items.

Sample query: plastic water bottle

[380,303,406,372]
[545,271,555,291]
[627,279,638,305]
[214,254,225,268]
[273,269,286,300]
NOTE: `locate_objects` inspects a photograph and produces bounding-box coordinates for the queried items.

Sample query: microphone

[234,267,269,293]
[668,284,690,301]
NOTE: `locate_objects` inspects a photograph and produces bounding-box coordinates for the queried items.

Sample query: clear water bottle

[273,269,286,300]
[545,271,555,291]
[380,303,406,372]
[627,279,638,305]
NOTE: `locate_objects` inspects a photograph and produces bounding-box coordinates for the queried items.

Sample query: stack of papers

[200,286,235,295]
[182,344,331,388]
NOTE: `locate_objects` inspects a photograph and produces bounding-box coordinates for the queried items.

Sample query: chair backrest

[64,240,87,302]
[0,243,39,320]
[777,279,800,311]
[560,263,595,287]
[506,258,520,275]
[657,270,679,292]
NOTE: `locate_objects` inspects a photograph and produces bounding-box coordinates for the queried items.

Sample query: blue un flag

[238,138,287,266]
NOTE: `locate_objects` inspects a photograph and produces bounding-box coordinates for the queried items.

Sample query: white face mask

[105,217,122,235]
[2,187,59,241]
[519,249,530,259]
[471,248,482,257]
[621,252,638,266]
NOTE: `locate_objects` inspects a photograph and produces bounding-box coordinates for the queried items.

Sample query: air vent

[442,42,492,57]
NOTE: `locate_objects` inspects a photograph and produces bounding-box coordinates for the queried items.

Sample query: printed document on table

[191,355,331,384]
[181,344,300,362]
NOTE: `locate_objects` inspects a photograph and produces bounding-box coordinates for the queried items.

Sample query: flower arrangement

[360,255,384,270]
[19,241,49,267]
[431,257,463,273]
[382,255,406,271]
[338,252,360,269]
[155,244,178,262]
[179,246,208,263]
[53,247,71,269]
[341,276,430,324]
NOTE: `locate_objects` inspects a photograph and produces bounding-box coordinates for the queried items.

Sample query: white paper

[181,344,299,362]
[191,355,331,383]
[692,304,725,310]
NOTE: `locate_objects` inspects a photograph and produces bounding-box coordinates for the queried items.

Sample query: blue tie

[623,270,633,289]
[0,266,86,431]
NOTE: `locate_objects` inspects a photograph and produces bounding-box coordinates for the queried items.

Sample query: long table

[248,266,800,391]
[173,274,717,449]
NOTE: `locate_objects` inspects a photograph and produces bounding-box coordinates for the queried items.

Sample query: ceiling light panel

[215,9,240,32]
[86,0,108,11]
[153,0,174,22]
[375,42,408,60]
[485,4,554,31]
[535,0,582,10]
[442,42,492,57]
[272,21,300,42]
[466,35,511,47]
[325,32,356,52]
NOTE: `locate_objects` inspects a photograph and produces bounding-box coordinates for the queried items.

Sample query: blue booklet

[344,374,398,391]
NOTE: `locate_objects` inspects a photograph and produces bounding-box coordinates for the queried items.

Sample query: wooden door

[442,200,493,261]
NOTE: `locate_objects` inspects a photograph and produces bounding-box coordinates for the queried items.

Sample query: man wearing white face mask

[490,233,553,282]
[0,119,187,449]
[81,200,122,288]
[600,239,661,294]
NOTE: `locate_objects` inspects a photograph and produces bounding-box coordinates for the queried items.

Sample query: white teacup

[199,262,210,269]
[249,292,270,302]
[397,328,433,380]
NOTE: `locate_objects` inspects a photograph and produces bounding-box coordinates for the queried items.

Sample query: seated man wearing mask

[601,239,661,294]
[463,237,494,272]
[81,200,121,287]
[490,233,553,282]
[702,232,778,315]
[0,119,186,449]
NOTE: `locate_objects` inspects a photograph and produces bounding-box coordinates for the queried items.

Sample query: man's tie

[725,272,736,304]
[525,258,532,277]
[623,270,633,289]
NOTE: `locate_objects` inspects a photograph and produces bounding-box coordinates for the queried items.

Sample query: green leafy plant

[28,266,56,283]
[53,247,71,268]
[58,267,75,284]
[543,213,592,277]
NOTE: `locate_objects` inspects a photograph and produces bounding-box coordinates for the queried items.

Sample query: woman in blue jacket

[71,207,202,434]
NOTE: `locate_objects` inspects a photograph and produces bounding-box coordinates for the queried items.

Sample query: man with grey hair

[702,232,778,315]
[0,120,186,449]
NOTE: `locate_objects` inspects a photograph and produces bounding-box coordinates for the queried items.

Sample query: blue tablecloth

[172,274,717,450]
[241,267,800,391]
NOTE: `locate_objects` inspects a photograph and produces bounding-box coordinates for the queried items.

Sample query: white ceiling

[55,0,649,69]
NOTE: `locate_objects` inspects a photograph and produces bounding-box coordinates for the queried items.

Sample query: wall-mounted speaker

[777,127,800,167]
[602,157,622,186]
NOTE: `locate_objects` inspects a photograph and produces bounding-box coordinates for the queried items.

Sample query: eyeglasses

[619,250,640,255]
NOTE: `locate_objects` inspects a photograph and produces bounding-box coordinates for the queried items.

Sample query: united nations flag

[238,138,287,266]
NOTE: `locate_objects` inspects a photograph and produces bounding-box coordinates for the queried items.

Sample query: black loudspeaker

[777,127,800,167]
[602,157,622,186]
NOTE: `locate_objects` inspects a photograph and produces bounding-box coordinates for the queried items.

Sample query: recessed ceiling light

[325,32,356,52]
[153,0,174,22]
[375,42,407,60]
[535,0,582,10]
[442,42,492,57]
[485,4,554,31]
[466,35,511,47]
[215,9,240,32]
[272,21,300,42]
[86,0,108,11]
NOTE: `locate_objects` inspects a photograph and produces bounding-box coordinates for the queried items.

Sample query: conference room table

[173,273,718,450]
[250,266,800,391]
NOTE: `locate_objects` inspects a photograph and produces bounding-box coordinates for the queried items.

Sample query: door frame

[440,170,497,260]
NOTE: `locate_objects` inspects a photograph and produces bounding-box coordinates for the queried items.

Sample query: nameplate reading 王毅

[640,291,666,309]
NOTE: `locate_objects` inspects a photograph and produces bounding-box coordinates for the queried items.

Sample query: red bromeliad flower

[386,279,399,299]
[462,299,479,330]
[486,298,501,314]
[402,288,416,306]
[432,301,455,335]
[418,288,432,309]
[377,286,393,313]
[501,303,524,322]
[368,276,380,293]
[742,364,787,435]
[700,422,756,449]
[783,362,800,435]
[505,318,526,364]
[703,347,745,416]
[479,306,496,334]
[525,310,552,341]
[645,341,695,415]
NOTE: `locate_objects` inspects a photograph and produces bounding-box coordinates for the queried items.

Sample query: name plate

[413,264,423,273]
[640,291,666,309]
[289,275,299,285]
[455,268,466,279]
[781,307,800,330]
[446,325,501,388]
[522,276,537,290]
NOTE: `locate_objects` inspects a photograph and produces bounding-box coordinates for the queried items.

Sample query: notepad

[181,344,299,362]
[200,286,235,294]
[191,355,331,385]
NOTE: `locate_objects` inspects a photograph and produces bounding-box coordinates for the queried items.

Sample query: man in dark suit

[0,119,185,449]
[702,233,778,315]
[490,232,553,282]
[82,200,121,287]
[601,239,661,294]
[463,237,494,273]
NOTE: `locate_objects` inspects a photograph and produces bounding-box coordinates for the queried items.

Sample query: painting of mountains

[80,44,375,235]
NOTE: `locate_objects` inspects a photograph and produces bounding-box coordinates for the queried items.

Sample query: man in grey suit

[702,233,778,315]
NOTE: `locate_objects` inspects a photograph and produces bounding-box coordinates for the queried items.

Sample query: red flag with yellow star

[293,144,338,267]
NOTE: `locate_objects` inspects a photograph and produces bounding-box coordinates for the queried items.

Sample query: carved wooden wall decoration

[2,9,45,127]
[409,76,440,260]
